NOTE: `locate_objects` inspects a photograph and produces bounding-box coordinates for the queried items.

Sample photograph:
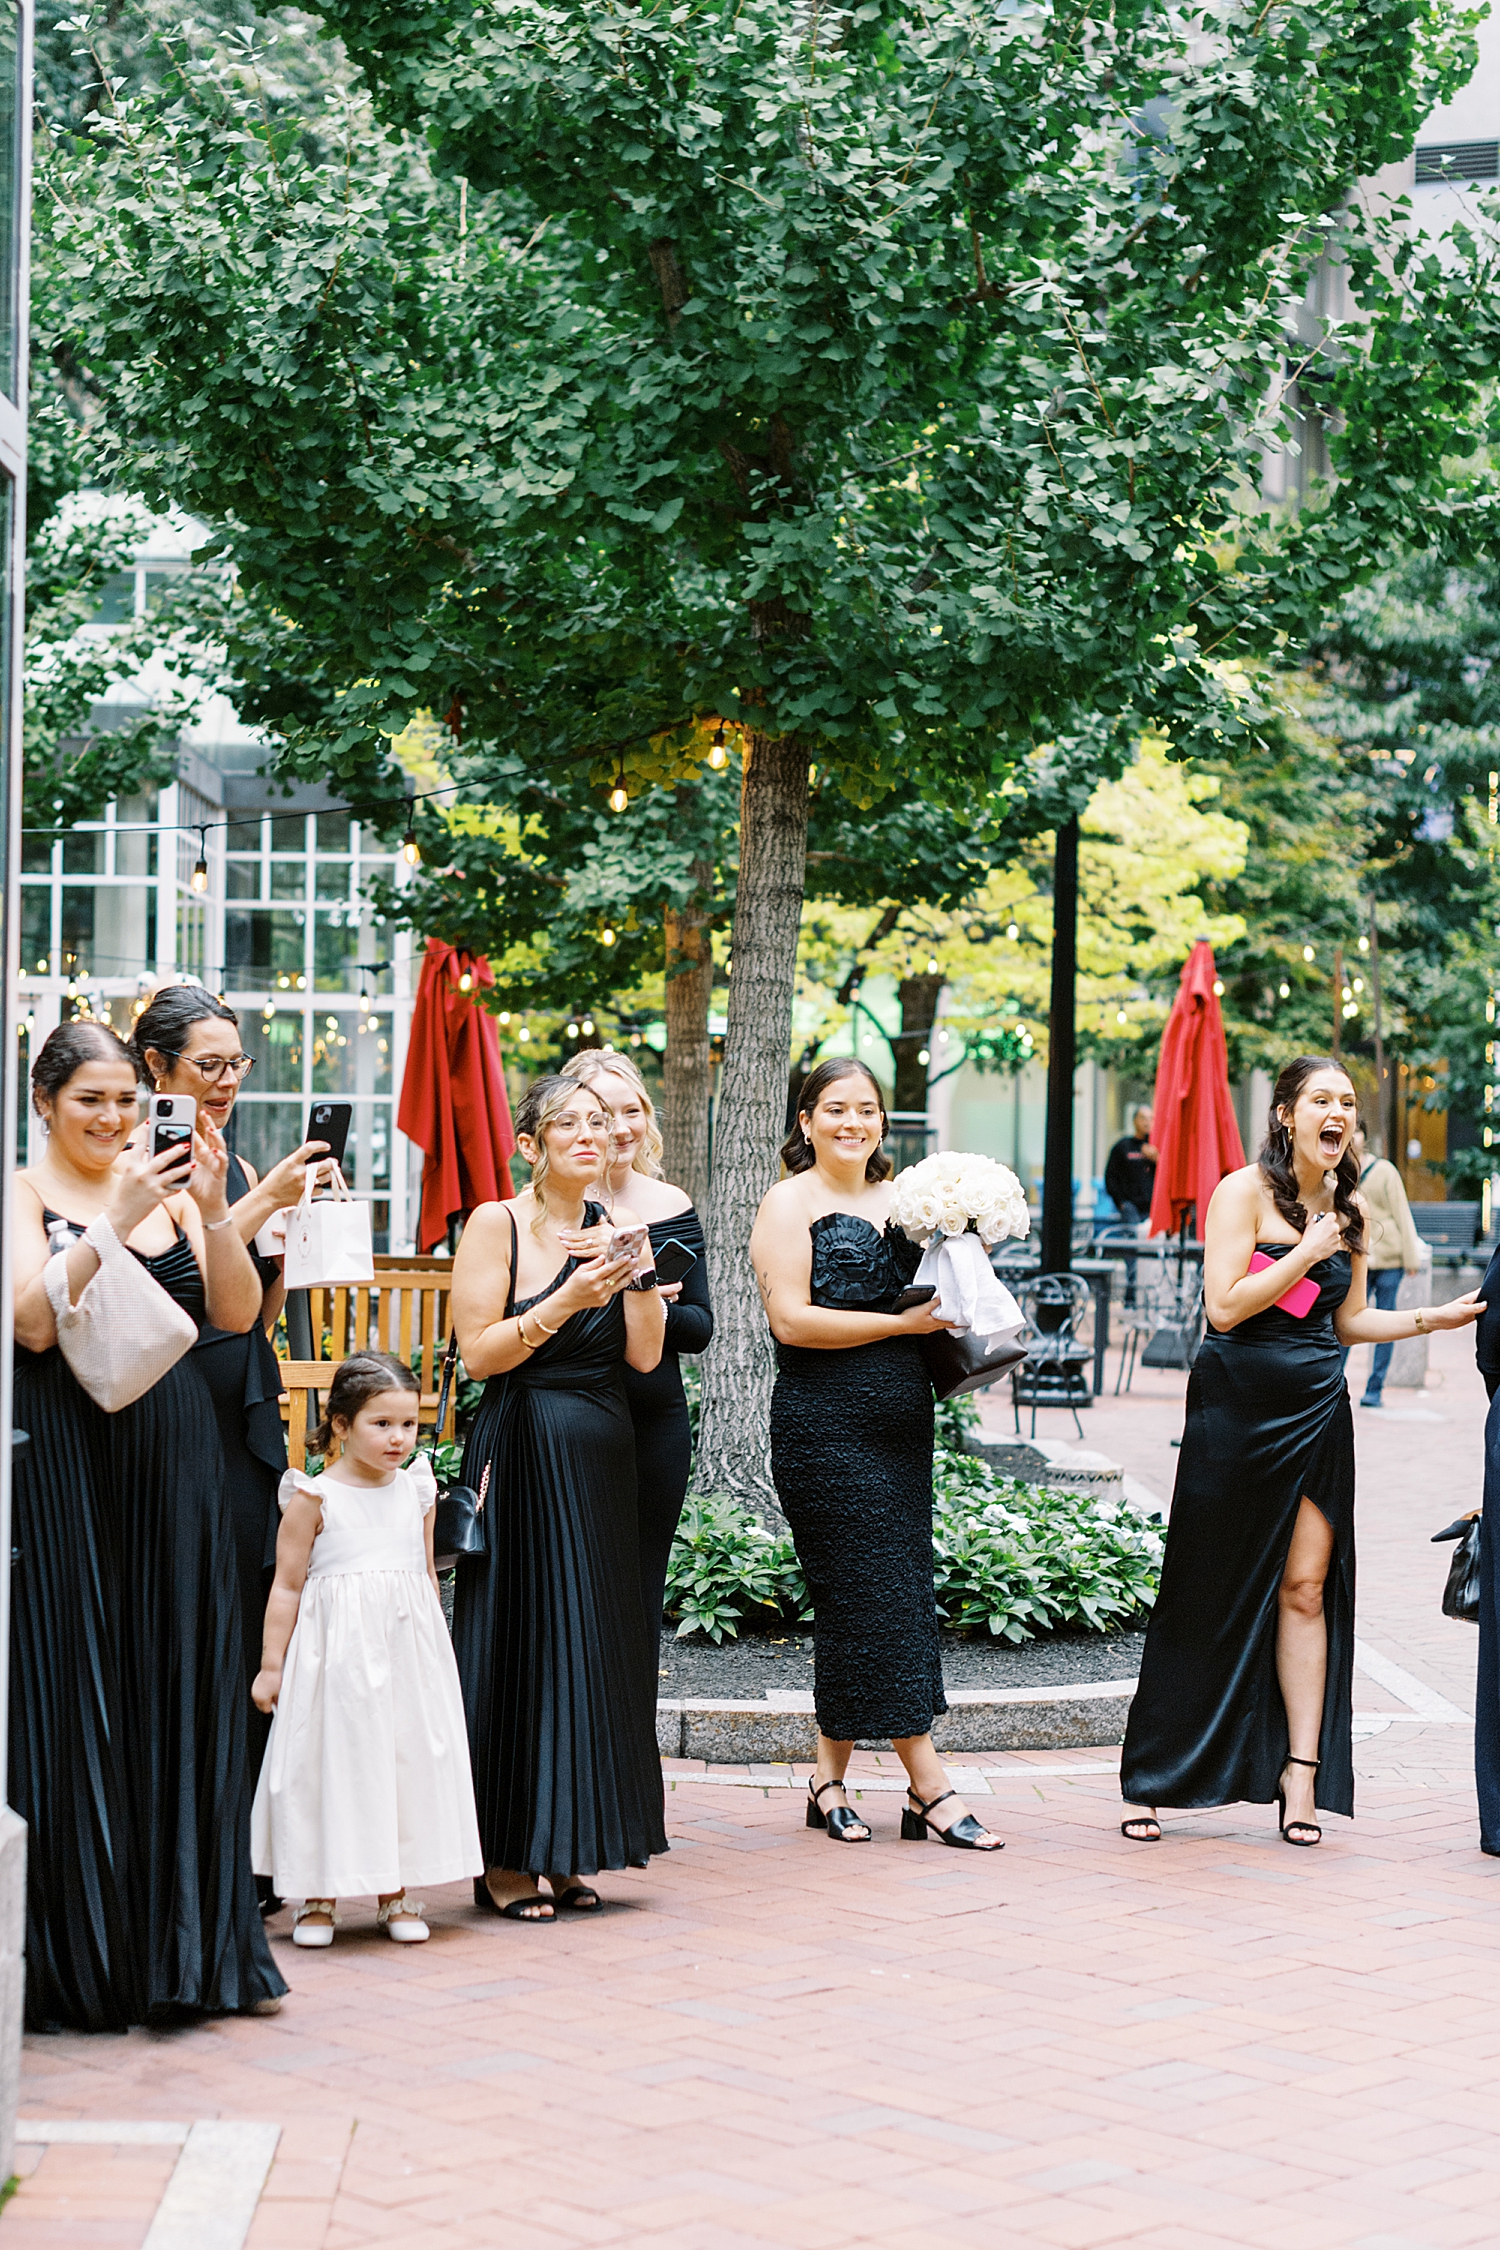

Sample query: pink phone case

[1249,1250,1321,1318]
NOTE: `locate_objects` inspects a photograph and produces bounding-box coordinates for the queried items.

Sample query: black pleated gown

[1121,1245,1356,1817]
[454,1211,667,1877]
[11,1216,286,2030]
[622,1207,713,1643]
[770,1214,946,1742]
[193,1152,287,1782]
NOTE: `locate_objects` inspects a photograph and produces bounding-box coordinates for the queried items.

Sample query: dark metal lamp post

[1040,816,1079,1274]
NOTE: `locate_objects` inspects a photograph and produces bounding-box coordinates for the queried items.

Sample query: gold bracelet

[1414,1307,1426,1335]
[515,1316,538,1352]
[532,1310,562,1336]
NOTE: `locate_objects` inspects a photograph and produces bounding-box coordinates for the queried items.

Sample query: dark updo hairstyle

[1258,1055,1365,1255]
[30,1020,141,1117]
[780,1057,892,1183]
[309,1351,421,1456]
[131,982,239,1082]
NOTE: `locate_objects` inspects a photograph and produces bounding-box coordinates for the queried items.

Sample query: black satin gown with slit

[1120,1244,1356,1817]
[454,1207,667,1876]
[622,1206,713,1642]
[770,1213,945,1742]
[10,1213,286,2031]
[194,1151,287,1781]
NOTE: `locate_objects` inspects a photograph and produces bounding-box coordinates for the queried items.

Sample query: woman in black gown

[750,1059,1002,1852]
[133,986,324,1798]
[1121,1056,1483,1847]
[11,1021,286,2028]
[560,1050,713,1640]
[452,1074,668,1921]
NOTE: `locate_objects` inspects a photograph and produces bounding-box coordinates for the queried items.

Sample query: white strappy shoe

[291,1900,337,1949]
[376,1893,429,1943]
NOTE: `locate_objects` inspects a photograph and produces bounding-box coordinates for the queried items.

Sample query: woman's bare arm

[450,1202,537,1378]
[1201,1169,1343,1332]
[749,1183,953,1350]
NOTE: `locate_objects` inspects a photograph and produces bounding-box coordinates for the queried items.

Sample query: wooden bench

[277,1265,458,1469]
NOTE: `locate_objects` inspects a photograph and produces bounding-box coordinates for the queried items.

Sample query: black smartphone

[653,1238,698,1288]
[307,1100,352,1168]
[891,1284,937,1314]
[150,1093,196,1174]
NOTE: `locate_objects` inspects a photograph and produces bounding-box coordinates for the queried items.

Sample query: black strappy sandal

[806,1776,871,1841]
[1276,1756,1322,1846]
[547,1878,602,1912]
[473,1874,555,1921]
[900,1789,1003,1851]
[1120,1813,1162,1843]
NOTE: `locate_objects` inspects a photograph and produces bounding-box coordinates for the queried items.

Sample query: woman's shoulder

[628,1174,692,1220]
[755,1174,810,1223]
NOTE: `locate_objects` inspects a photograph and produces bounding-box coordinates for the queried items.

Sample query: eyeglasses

[157,1050,256,1085]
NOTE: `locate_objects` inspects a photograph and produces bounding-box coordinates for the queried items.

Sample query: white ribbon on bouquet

[913,1232,1025,1345]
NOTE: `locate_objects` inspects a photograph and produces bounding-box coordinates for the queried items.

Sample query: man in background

[1347,1121,1422,1409]
[1105,1106,1158,1229]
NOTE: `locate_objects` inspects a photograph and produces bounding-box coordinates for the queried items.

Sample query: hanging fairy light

[609,762,629,813]
[707,724,729,771]
[190,827,209,893]
[402,823,421,866]
[458,970,473,992]
[600,925,616,946]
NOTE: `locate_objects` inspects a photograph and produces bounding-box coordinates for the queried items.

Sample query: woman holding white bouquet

[750,1059,1015,1852]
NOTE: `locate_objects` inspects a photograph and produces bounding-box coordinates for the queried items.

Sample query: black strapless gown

[10,1215,286,2031]
[454,1209,667,1876]
[193,1152,287,1782]
[770,1213,944,1742]
[1121,1245,1356,1817]
[622,1206,713,1642]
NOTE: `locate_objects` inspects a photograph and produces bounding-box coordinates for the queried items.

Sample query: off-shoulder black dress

[454,1209,667,1876]
[11,1213,286,2031]
[622,1206,713,1641]
[770,1213,943,1742]
[1121,1244,1356,1816]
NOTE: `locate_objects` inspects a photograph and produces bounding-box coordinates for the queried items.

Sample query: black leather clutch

[1433,1515,1481,1622]
[921,1328,1029,1402]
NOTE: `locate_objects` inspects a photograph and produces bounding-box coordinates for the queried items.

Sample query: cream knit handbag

[42,1213,198,1412]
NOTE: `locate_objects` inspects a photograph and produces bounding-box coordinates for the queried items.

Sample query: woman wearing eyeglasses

[133,985,325,1824]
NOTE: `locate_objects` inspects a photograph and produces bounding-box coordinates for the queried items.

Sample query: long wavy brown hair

[779,1058,892,1183]
[1257,1056,1365,1254]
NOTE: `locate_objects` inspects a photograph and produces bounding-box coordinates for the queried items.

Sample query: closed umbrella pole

[1040,816,1080,1274]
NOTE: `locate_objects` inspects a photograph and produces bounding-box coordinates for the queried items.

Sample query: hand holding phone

[653,1239,698,1288]
[150,1094,197,1176]
[306,1101,352,1171]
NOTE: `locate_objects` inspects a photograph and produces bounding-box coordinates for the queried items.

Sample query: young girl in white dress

[251,1352,482,1946]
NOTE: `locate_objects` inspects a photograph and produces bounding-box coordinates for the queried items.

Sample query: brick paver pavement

[11,1327,1500,2248]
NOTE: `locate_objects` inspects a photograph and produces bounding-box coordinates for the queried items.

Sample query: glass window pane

[226,905,307,987]
[270,859,307,900]
[241,1009,305,1092]
[314,910,361,990]
[63,830,103,874]
[93,885,155,978]
[226,858,259,898]
[316,812,350,850]
[270,815,306,852]
[20,832,49,873]
[21,887,48,971]
[60,890,95,971]
[228,1101,306,1179]
[314,857,350,902]
[93,571,135,624]
[311,1011,392,1095]
[341,1109,392,1191]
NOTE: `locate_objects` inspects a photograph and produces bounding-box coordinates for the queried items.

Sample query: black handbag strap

[427,1332,460,1461]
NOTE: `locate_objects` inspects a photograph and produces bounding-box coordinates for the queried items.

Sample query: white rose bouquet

[890,1153,1029,1347]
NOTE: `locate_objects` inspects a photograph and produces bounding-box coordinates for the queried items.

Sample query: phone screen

[307,1101,352,1167]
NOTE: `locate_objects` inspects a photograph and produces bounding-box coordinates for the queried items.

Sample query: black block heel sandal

[900,1789,1003,1850]
[1276,1756,1322,1847]
[806,1776,871,1841]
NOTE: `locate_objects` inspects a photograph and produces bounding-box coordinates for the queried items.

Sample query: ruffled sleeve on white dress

[277,1466,323,1513]
[406,1454,438,1515]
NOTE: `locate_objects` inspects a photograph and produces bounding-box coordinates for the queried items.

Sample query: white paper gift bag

[281,1164,374,1288]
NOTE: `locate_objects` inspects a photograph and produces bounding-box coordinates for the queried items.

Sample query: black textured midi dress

[193,1152,287,1782]
[770,1213,945,1742]
[1120,1244,1356,1817]
[454,1209,668,1877]
[622,1206,713,1642]
[10,1214,286,2031]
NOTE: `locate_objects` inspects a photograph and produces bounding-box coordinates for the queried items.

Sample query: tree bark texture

[695,733,809,1525]
[893,974,944,1113]
[661,858,714,1210]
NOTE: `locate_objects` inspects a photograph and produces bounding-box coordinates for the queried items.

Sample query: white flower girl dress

[251,1455,482,1901]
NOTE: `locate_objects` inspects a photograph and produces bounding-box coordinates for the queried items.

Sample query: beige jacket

[1359,1156,1423,1271]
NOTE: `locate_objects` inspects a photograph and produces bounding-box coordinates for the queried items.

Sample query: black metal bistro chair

[1011,1272,1094,1440]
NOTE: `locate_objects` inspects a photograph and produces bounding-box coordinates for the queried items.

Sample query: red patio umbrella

[397,940,516,1253]
[1148,940,1246,1239]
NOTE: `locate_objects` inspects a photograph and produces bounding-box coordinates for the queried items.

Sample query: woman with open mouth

[1120,1055,1483,1849]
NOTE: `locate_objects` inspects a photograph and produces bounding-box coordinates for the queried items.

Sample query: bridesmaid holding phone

[1121,1056,1483,1848]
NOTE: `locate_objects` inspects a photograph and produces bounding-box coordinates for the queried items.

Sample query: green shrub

[664,1439,1162,1646]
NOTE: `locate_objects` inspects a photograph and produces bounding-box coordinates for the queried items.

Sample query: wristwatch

[627,1271,659,1292]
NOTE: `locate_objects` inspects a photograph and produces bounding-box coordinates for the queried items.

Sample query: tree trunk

[661,855,713,1209]
[695,732,809,1525]
[892,973,944,1114]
